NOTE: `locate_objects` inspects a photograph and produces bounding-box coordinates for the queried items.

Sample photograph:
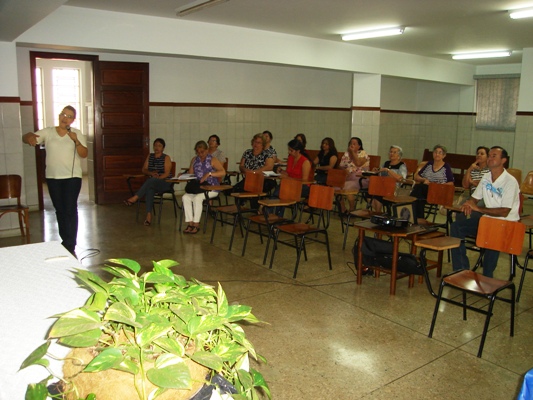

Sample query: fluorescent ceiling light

[509,7,533,19]
[341,27,405,41]
[176,0,228,17]
[452,50,512,60]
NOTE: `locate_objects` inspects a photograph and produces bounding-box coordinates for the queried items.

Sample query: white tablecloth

[0,241,91,400]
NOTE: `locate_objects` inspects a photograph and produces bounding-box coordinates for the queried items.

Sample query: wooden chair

[210,171,265,251]
[521,171,533,200]
[267,184,335,278]
[507,168,523,186]
[368,155,381,171]
[0,175,30,243]
[242,178,302,263]
[342,176,396,249]
[428,216,526,358]
[402,158,419,180]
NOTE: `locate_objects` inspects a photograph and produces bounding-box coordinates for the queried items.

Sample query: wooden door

[94,61,149,204]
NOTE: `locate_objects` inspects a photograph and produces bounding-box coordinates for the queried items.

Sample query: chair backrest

[170,161,176,176]
[402,158,419,178]
[368,155,381,170]
[368,175,396,197]
[279,178,303,202]
[0,175,22,202]
[427,183,455,207]
[243,171,265,193]
[507,168,522,185]
[520,171,533,195]
[325,168,347,188]
[308,184,334,210]
[476,216,525,255]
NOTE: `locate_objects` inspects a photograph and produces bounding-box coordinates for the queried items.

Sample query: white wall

[0,42,19,96]
[16,6,477,86]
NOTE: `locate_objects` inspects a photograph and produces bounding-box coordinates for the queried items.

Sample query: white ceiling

[2,0,533,66]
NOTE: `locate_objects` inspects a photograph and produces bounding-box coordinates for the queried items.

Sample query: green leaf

[184,284,216,298]
[188,315,225,336]
[211,342,246,363]
[58,328,101,347]
[152,291,188,305]
[251,368,271,399]
[104,302,139,327]
[153,259,180,270]
[153,337,185,356]
[136,322,172,347]
[109,285,140,305]
[170,304,196,323]
[190,350,223,372]
[106,258,141,274]
[236,369,254,390]
[83,348,123,372]
[20,342,50,370]
[49,309,102,338]
[144,271,175,284]
[102,265,136,280]
[25,382,49,400]
[217,283,229,317]
[84,292,108,312]
[146,362,191,389]
[226,304,252,322]
[75,269,109,294]
[114,358,140,375]
[153,262,174,277]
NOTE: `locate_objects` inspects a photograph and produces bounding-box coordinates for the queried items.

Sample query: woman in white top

[23,105,88,256]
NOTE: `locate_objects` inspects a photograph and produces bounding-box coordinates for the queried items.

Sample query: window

[475,77,519,131]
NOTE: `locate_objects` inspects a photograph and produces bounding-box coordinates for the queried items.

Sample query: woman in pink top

[339,137,370,212]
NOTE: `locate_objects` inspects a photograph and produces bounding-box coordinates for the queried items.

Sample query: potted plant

[20,258,271,400]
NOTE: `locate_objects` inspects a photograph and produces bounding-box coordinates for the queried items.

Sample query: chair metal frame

[427,216,526,358]
[242,178,302,263]
[267,184,334,278]
[0,175,30,243]
[209,171,266,251]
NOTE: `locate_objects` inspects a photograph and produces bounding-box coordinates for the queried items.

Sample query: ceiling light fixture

[341,27,405,41]
[509,7,533,19]
[176,0,229,17]
[452,50,512,60]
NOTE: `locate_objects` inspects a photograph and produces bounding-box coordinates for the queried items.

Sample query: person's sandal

[183,225,193,234]
[189,226,199,234]
[144,220,151,226]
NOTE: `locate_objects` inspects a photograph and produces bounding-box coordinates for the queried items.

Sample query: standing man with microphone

[23,105,88,256]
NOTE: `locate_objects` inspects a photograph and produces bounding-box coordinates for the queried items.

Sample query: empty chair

[428,216,526,358]
[242,178,303,263]
[0,175,30,243]
[267,184,335,278]
[402,158,419,180]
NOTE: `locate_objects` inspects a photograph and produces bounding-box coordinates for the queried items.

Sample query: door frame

[29,51,98,210]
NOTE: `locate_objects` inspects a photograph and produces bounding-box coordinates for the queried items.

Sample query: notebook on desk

[177,173,197,180]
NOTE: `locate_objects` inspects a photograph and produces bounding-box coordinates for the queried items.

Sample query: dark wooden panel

[101,70,145,85]
[101,113,144,127]
[104,155,145,171]
[104,176,135,192]
[102,91,143,106]
[102,135,144,149]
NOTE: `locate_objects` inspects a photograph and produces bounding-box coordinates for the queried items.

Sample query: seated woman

[412,144,454,224]
[462,146,490,194]
[270,139,313,216]
[124,138,173,226]
[294,133,307,149]
[182,140,226,234]
[372,145,408,213]
[233,133,276,205]
[338,137,369,213]
[207,134,227,164]
[313,137,338,185]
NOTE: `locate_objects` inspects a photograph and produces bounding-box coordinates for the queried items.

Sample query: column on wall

[351,73,382,156]
[514,47,533,175]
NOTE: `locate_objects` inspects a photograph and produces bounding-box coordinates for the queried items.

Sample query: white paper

[178,173,197,180]
[263,171,280,177]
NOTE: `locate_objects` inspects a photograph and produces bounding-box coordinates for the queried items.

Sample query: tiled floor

[1,184,532,399]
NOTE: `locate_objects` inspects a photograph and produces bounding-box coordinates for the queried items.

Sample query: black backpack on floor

[353,236,420,275]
